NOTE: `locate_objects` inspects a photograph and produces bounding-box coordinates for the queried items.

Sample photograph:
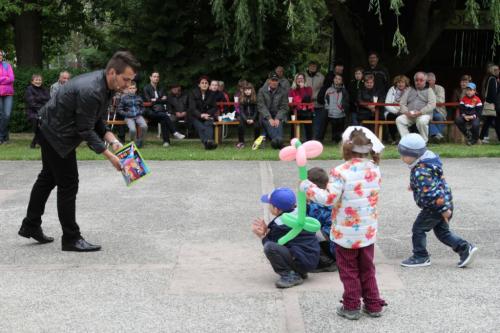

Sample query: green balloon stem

[278,140,321,245]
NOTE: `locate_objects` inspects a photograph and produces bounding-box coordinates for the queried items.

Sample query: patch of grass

[1,133,499,161]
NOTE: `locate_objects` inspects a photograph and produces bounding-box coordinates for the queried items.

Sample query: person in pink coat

[0,50,15,144]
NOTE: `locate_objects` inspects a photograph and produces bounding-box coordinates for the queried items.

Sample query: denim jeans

[412,210,468,258]
[260,118,283,142]
[429,110,446,137]
[0,95,13,141]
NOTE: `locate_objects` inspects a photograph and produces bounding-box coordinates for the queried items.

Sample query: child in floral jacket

[398,133,478,268]
[300,126,387,320]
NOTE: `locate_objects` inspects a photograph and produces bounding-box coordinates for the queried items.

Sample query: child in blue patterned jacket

[306,167,337,272]
[398,133,477,268]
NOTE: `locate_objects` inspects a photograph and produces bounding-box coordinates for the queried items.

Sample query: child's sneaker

[336,305,361,320]
[236,142,245,149]
[362,305,386,318]
[275,271,303,289]
[482,137,490,144]
[400,255,431,267]
[458,244,478,268]
[173,132,185,139]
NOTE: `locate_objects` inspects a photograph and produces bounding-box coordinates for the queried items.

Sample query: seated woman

[289,73,313,141]
[189,76,218,150]
[384,75,409,144]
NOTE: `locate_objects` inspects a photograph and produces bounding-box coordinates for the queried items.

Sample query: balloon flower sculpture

[277,139,323,245]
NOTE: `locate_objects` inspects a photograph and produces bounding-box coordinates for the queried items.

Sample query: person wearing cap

[396,72,436,142]
[398,133,478,268]
[455,82,483,145]
[252,187,320,289]
[257,72,289,149]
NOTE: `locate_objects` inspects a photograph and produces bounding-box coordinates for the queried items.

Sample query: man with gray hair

[427,72,446,141]
[50,71,71,97]
[396,72,436,142]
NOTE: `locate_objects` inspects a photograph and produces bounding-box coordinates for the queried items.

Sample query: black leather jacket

[39,70,113,158]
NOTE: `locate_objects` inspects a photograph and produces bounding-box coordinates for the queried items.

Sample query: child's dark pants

[412,209,468,259]
[336,244,384,312]
[264,242,306,277]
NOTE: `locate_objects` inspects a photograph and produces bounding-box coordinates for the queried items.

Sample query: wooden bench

[359,102,460,141]
[213,102,315,144]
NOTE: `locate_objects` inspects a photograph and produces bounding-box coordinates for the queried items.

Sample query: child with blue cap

[398,133,478,268]
[252,187,320,288]
[455,82,483,145]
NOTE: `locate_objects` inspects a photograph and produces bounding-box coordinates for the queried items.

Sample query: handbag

[483,78,497,117]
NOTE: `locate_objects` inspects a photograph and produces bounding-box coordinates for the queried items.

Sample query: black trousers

[23,131,81,241]
[263,242,306,277]
[237,120,260,143]
[479,116,498,140]
[326,117,346,143]
[148,111,176,143]
[455,116,480,142]
[30,118,40,145]
[385,112,399,142]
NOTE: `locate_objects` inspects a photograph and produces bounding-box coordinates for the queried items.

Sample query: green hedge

[9,67,85,132]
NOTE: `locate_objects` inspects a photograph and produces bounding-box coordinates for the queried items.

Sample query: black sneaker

[336,305,361,320]
[275,271,304,289]
[400,255,431,267]
[458,244,478,268]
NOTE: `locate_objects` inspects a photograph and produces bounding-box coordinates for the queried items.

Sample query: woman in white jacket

[384,75,410,144]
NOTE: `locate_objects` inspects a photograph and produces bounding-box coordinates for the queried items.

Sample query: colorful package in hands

[115,142,150,186]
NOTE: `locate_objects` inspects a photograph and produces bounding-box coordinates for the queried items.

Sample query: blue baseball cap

[260,187,296,212]
[466,82,476,90]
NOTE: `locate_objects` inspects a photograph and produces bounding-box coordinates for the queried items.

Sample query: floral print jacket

[300,158,381,249]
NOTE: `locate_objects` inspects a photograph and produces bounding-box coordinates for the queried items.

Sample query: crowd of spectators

[3,48,500,150]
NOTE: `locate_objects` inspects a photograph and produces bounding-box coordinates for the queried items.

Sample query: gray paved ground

[0,158,499,333]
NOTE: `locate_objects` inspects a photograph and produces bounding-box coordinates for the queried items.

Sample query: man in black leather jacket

[18,51,140,252]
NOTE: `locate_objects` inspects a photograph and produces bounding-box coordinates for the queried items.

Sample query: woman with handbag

[480,64,499,143]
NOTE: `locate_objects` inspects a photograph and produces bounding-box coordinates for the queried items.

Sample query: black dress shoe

[62,238,101,252]
[18,226,54,244]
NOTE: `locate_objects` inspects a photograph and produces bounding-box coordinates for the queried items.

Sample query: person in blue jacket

[252,187,320,288]
[398,133,478,268]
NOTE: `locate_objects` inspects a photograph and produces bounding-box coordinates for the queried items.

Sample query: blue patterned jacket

[410,151,453,213]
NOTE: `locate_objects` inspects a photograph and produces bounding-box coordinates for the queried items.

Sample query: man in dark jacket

[356,74,385,128]
[18,51,140,252]
[257,72,289,149]
[143,72,185,147]
[364,51,390,94]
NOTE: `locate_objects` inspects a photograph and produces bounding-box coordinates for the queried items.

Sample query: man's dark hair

[368,51,380,58]
[334,60,344,67]
[106,51,140,74]
[307,167,329,189]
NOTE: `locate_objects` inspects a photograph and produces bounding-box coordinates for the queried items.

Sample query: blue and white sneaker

[458,244,478,268]
[400,256,431,267]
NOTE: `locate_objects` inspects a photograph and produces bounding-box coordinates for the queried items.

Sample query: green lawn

[1,133,499,161]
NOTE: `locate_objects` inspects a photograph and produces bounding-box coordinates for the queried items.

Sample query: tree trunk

[327,0,366,68]
[14,9,42,67]
[387,0,458,74]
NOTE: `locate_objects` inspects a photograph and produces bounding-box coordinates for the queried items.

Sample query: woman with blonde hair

[384,75,410,144]
[289,72,313,140]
